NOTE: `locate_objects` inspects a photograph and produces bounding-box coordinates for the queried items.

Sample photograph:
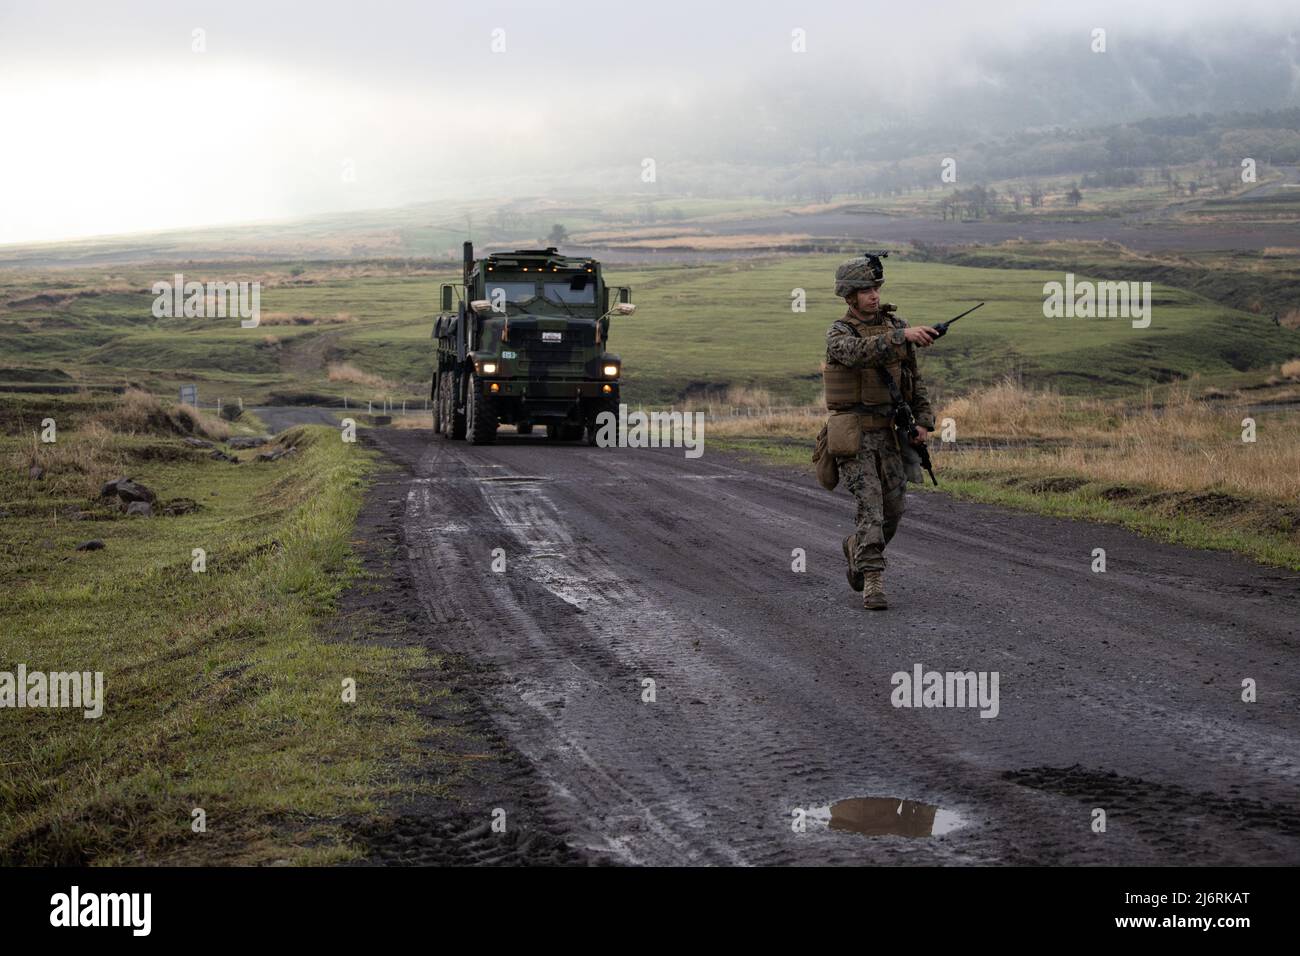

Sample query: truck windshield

[485,281,537,304]
[543,280,596,305]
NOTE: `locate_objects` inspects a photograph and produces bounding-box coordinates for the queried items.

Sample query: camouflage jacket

[825,305,936,430]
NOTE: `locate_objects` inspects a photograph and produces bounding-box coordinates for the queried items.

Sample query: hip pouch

[813,424,840,491]
[826,412,863,458]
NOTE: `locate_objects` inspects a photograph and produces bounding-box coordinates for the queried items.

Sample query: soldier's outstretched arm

[826,320,907,369]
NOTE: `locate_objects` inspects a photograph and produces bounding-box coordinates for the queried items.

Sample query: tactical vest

[824,309,907,428]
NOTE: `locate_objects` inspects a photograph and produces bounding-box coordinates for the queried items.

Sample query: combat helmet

[834,251,888,298]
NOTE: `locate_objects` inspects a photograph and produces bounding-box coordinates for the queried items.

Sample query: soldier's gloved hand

[904,326,938,347]
[911,426,930,445]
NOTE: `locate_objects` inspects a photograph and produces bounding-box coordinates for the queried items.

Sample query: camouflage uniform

[826,310,934,574]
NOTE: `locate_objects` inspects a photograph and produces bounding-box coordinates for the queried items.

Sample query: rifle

[877,365,937,486]
[929,301,984,340]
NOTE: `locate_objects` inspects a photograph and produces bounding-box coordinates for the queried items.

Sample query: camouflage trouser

[838,428,907,573]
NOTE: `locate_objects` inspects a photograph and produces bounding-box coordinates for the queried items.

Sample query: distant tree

[1066,184,1083,207]
[546,223,569,246]
[1028,181,1045,208]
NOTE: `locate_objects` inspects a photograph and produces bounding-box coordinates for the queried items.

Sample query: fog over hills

[1,0,1297,242]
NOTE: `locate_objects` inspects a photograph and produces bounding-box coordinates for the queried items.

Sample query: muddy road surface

[349,421,1299,865]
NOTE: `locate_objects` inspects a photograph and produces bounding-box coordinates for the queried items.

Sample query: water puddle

[811,797,966,838]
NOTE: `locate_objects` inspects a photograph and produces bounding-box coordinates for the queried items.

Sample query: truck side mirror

[618,286,632,304]
[440,284,454,312]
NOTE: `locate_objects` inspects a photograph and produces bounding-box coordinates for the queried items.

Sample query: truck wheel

[561,424,583,442]
[546,423,561,441]
[516,422,533,435]
[437,373,463,439]
[466,374,497,445]
[432,376,444,433]
[446,375,466,440]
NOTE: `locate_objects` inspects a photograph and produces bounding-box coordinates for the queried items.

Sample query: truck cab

[433,243,634,444]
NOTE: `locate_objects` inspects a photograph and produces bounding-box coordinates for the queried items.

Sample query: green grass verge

[0,426,441,865]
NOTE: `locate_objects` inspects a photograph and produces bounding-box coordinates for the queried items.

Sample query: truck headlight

[602,364,619,377]
[480,362,498,375]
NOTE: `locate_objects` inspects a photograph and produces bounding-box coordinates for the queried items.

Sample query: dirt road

[351,422,1300,865]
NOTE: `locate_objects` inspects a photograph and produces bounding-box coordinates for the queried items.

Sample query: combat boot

[842,535,864,591]
[862,572,888,610]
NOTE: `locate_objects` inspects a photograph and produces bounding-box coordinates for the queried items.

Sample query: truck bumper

[479,379,618,401]
[478,379,618,421]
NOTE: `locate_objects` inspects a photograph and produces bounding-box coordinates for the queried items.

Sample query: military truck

[432,242,635,445]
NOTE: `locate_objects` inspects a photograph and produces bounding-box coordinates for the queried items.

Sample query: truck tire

[466,374,497,445]
[516,422,533,435]
[432,376,444,434]
[440,372,466,440]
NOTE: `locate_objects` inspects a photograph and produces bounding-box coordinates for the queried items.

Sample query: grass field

[2,250,1293,414]
[0,393,447,864]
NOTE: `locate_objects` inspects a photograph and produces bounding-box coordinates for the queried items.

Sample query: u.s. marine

[822,254,938,609]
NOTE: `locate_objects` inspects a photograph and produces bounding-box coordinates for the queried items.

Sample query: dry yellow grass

[389,413,434,430]
[12,421,124,498]
[1282,359,1300,379]
[173,403,232,440]
[706,407,822,440]
[939,381,1300,504]
[10,391,237,497]
[707,379,1300,506]
[100,389,229,440]
[327,362,391,389]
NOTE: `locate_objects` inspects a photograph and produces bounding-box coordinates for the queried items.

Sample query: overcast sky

[1,0,1297,244]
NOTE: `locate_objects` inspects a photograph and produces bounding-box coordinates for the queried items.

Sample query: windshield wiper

[545,291,577,318]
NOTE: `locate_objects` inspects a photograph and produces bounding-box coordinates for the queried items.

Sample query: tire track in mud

[369,426,1300,866]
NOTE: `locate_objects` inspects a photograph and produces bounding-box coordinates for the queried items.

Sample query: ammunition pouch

[812,424,839,491]
[826,411,865,458]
